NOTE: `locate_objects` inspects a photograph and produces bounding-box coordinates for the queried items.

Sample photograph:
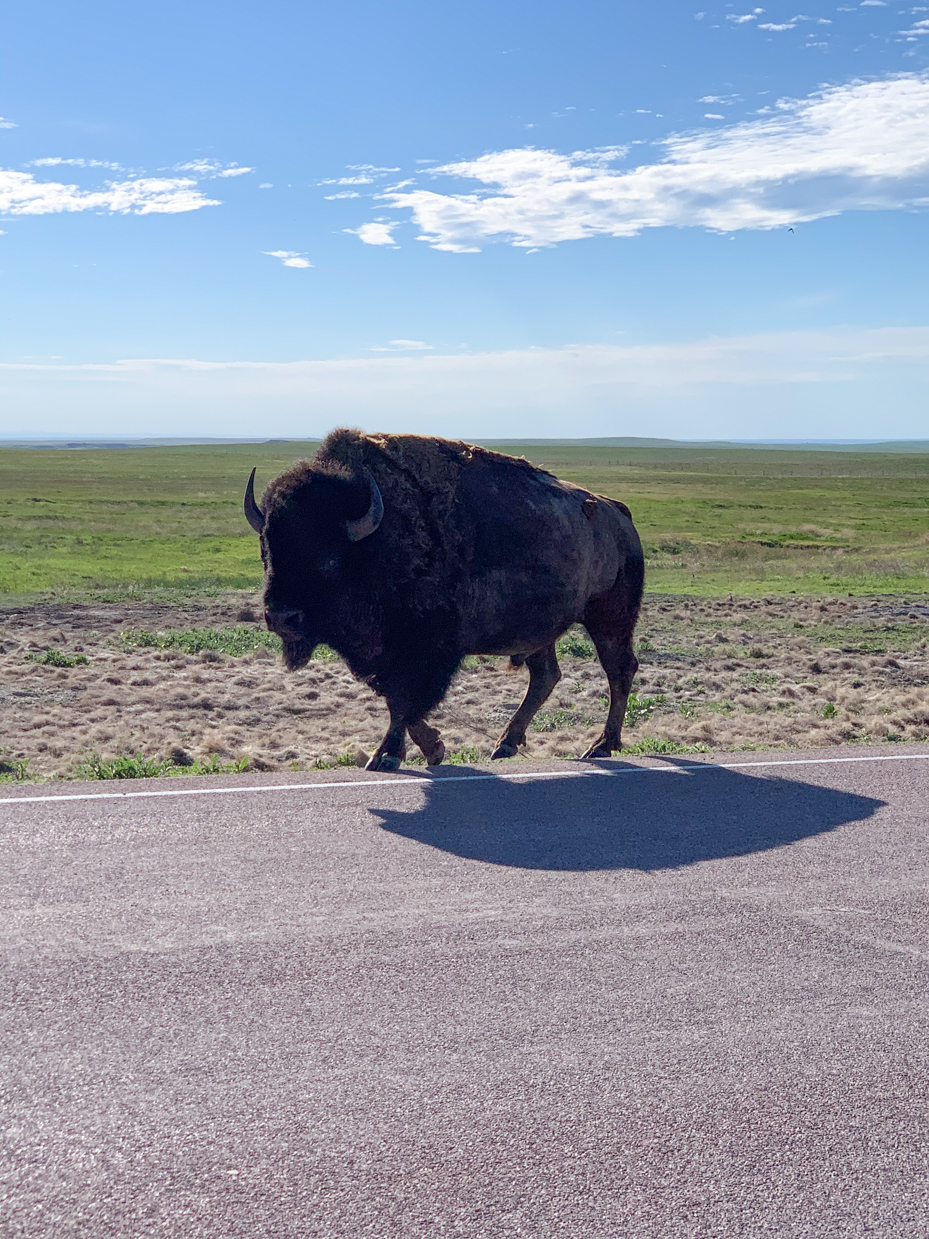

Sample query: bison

[244,429,644,771]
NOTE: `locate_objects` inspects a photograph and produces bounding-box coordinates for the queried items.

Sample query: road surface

[2,745,928,1237]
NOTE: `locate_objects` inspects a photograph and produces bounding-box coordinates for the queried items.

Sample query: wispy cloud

[357,75,929,252]
[263,250,312,268]
[345,221,400,246]
[31,157,125,170]
[0,118,17,129]
[174,159,253,178]
[7,328,928,439]
[0,169,222,216]
[369,339,433,351]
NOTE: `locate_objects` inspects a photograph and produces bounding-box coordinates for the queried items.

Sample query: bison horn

[344,469,384,542]
[244,467,264,533]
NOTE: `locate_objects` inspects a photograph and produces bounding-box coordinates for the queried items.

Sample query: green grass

[0,756,31,781]
[1,439,927,600]
[118,625,339,660]
[24,648,89,667]
[73,750,251,779]
[620,736,713,756]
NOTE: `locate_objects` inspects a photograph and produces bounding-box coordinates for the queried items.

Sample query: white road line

[0,751,927,807]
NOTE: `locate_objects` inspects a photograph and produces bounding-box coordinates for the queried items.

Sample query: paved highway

[2,746,928,1237]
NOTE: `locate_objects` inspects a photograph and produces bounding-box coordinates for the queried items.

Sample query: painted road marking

[0,751,927,807]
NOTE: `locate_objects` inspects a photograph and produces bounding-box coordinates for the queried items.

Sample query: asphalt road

[2,745,928,1238]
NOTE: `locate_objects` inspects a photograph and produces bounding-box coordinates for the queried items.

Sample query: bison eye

[318,554,341,578]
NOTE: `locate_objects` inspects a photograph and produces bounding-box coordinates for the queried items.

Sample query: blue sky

[2,0,928,439]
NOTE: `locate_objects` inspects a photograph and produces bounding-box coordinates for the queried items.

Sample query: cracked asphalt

[2,746,928,1238]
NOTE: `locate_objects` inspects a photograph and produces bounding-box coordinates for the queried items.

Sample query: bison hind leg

[580,600,639,759]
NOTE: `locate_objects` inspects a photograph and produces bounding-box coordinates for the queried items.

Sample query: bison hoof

[491,742,519,760]
[366,753,402,772]
[426,742,445,767]
[580,742,615,759]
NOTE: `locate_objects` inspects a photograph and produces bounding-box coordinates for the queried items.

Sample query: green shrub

[821,702,838,719]
[24,649,89,667]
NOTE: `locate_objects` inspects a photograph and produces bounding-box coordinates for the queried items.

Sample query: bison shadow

[371,759,885,871]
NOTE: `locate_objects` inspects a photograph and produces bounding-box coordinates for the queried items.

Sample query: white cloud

[759,22,797,30]
[324,190,361,199]
[727,13,760,22]
[174,159,253,178]
[370,75,929,251]
[5,328,929,439]
[31,157,125,170]
[0,168,221,215]
[705,113,725,119]
[861,1,887,6]
[259,183,273,189]
[346,221,400,246]
[263,250,312,268]
[0,118,17,129]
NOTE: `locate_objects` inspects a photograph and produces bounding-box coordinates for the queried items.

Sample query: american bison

[245,429,643,771]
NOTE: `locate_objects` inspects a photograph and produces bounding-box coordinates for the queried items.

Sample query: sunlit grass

[1,440,927,600]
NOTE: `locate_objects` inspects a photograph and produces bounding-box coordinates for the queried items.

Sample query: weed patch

[73,750,250,779]
[0,756,31,781]
[532,708,592,732]
[624,692,666,727]
[24,649,88,667]
[621,736,713,756]
[119,625,340,662]
[555,630,595,659]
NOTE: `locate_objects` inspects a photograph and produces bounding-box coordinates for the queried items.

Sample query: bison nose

[265,606,305,639]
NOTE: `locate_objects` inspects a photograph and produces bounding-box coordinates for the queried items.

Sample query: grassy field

[1,440,927,599]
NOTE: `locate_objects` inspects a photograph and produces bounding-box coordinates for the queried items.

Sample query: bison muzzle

[244,430,644,772]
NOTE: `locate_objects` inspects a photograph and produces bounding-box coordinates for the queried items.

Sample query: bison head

[244,465,383,670]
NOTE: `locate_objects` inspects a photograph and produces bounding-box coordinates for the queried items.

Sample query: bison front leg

[492,643,561,759]
[366,703,408,772]
[366,656,458,772]
[407,720,445,767]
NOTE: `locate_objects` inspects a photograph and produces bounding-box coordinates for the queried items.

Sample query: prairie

[1,440,927,599]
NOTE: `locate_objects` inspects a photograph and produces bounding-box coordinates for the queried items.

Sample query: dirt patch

[1,593,927,780]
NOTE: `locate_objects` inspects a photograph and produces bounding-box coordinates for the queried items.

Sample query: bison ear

[344,469,384,542]
[244,467,264,533]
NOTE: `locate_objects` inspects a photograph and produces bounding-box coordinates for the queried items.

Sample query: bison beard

[245,429,644,771]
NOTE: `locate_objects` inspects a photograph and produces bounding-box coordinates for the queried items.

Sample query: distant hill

[2,436,928,453]
[481,438,929,453]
